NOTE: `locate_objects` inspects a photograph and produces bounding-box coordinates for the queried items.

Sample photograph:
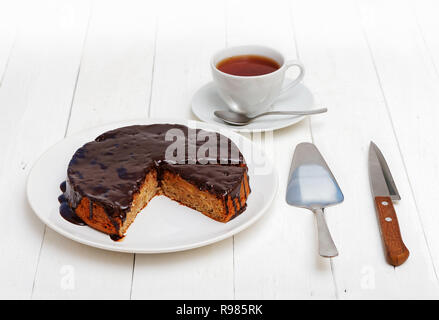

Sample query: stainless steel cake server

[286,143,344,257]
[369,141,409,266]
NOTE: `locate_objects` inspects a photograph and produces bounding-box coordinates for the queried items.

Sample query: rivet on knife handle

[374,196,409,266]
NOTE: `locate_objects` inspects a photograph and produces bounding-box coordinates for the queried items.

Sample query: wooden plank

[411,0,439,273]
[0,0,90,299]
[0,0,18,81]
[130,0,235,300]
[356,0,439,298]
[32,0,157,299]
[291,0,439,298]
[226,0,335,299]
[413,0,439,72]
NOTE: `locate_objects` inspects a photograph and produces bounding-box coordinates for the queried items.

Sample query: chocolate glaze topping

[59,181,86,225]
[61,124,248,227]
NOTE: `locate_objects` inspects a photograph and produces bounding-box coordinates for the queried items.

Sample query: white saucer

[191,79,315,132]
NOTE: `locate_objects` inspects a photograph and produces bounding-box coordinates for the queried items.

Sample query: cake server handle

[313,208,338,258]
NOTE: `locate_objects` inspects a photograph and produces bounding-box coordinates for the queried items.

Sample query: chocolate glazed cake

[58,124,250,240]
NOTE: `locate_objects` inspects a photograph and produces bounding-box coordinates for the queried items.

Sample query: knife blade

[369,142,401,200]
[368,141,409,266]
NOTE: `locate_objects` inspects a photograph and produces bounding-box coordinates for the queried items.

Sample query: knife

[368,141,409,266]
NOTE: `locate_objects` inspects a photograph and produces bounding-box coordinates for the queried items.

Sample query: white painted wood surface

[1,0,438,299]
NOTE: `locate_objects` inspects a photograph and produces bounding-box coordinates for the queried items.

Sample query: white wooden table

[1,0,439,300]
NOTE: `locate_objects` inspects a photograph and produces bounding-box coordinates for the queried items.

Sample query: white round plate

[191,79,315,132]
[27,119,278,253]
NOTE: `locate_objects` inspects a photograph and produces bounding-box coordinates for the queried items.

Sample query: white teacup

[211,45,305,115]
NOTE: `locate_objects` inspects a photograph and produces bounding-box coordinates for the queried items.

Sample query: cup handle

[279,60,305,95]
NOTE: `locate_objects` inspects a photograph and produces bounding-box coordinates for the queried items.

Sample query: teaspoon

[214,107,327,126]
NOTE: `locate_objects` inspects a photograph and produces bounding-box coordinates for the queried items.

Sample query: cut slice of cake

[161,164,250,223]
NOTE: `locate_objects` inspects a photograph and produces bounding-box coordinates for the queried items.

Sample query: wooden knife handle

[374,196,409,266]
